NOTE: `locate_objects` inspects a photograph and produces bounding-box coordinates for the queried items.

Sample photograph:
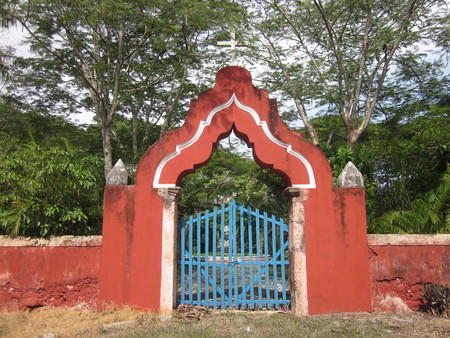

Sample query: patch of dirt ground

[0,306,449,337]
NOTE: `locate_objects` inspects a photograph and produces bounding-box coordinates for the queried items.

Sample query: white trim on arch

[153,94,316,189]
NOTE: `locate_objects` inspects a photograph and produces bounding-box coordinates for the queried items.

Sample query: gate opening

[176,132,290,310]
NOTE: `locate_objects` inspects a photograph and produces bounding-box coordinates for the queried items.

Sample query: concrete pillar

[157,187,182,314]
[284,187,309,316]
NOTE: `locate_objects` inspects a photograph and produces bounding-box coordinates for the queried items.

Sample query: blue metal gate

[177,200,290,310]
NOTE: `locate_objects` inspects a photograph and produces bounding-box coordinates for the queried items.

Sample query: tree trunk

[293,98,320,146]
[346,129,360,154]
[132,109,138,162]
[159,68,188,138]
[101,121,113,178]
[131,102,143,162]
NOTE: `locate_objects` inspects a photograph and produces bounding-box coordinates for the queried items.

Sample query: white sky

[0,25,29,56]
[0,25,97,125]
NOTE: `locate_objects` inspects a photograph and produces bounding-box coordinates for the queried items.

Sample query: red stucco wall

[1,235,448,312]
[0,236,101,311]
[368,235,450,312]
[305,188,372,314]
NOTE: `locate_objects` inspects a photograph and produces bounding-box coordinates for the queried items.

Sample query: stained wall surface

[368,235,450,312]
[305,188,372,314]
[1,235,448,312]
[0,236,101,310]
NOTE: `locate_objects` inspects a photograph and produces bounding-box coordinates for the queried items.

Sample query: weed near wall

[420,283,450,317]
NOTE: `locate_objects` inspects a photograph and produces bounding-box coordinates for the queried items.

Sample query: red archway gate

[100,67,372,315]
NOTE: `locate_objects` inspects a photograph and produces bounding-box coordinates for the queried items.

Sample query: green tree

[246,0,449,151]
[1,0,245,178]
[304,92,449,233]
[0,98,94,148]
[0,135,103,237]
[0,45,13,84]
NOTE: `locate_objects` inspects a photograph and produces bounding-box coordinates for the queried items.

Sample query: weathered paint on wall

[0,235,449,312]
[0,236,101,311]
[305,188,372,314]
[369,234,450,312]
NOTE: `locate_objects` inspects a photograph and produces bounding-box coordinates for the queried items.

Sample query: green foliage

[1,0,448,237]
[109,114,161,167]
[1,0,247,175]
[0,101,94,148]
[372,170,449,234]
[179,145,288,219]
[301,94,449,233]
[328,145,354,180]
[360,101,449,226]
[0,135,103,237]
[420,284,450,317]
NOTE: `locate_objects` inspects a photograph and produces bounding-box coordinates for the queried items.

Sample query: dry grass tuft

[0,306,157,337]
[1,308,449,337]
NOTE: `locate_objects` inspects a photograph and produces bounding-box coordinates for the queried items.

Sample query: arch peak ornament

[148,66,329,190]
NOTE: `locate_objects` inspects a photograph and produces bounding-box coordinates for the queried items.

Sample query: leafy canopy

[0,135,103,237]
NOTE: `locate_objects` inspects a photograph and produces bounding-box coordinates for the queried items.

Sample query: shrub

[420,283,450,317]
[0,136,103,237]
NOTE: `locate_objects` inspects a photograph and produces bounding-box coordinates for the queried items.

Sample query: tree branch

[271,1,335,96]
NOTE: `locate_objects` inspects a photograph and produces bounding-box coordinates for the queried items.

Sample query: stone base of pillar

[284,187,309,316]
[158,187,182,314]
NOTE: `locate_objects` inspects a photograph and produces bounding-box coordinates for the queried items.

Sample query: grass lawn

[1,306,449,337]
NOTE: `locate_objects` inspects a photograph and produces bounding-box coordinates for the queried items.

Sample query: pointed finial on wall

[106,159,129,186]
[337,161,364,188]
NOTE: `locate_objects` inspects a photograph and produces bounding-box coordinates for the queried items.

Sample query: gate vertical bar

[188,215,194,303]
[220,204,226,309]
[239,204,246,308]
[180,220,186,304]
[280,219,287,307]
[232,202,239,308]
[196,213,201,305]
[212,207,218,309]
[263,212,270,308]
[205,210,210,308]
[271,215,279,309]
[228,201,234,308]
[255,211,262,309]
[248,206,254,309]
